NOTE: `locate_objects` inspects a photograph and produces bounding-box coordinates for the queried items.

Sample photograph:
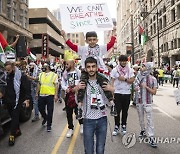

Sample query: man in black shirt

[4,61,31,146]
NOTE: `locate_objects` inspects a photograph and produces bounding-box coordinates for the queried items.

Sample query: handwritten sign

[59,3,113,33]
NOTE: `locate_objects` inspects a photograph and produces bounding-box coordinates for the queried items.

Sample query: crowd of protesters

[0,29,179,154]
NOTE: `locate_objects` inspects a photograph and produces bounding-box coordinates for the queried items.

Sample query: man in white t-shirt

[111,55,135,136]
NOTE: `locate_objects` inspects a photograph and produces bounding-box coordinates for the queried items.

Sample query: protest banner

[59,3,113,33]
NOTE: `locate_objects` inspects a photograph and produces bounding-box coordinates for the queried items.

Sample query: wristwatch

[125,78,127,82]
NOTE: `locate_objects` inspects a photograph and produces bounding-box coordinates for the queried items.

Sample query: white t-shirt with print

[111,66,134,94]
[78,45,108,71]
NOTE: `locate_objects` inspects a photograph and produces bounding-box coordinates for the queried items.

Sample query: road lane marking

[51,124,68,154]
[153,106,176,121]
[67,123,80,154]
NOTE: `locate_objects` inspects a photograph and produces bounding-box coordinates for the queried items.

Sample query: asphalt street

[0,83,180,154]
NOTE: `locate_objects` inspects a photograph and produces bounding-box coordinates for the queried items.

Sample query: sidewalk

[154,83,180,121]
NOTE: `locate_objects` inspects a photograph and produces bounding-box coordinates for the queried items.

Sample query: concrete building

[0,0,32,44]
[28,8,64,59]
[116,0,180,67]
[104,18,117,59]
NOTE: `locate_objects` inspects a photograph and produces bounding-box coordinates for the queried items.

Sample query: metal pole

[131,14,135,65]
[157,9,160,67]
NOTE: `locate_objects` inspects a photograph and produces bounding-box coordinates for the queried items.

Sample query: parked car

[0,101,32,126]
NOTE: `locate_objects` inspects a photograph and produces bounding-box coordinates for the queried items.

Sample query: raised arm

[107,27,116,51]
[61,30,78,52]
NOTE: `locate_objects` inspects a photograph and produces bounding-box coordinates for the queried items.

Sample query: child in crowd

[61,29,117,118]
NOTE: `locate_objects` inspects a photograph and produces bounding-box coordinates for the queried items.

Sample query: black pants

[173,78,179,88]
[66,105,83,129]
[7,104,20,136]
[77,70,113,102]
[38,95,54,127]
[114,93,131,127]
[158,77,163,86]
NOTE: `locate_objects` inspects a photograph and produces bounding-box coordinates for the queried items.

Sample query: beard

[88,71,96,77]
[66,67,71,72]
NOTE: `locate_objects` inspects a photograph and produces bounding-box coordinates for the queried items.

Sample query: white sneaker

[66,129,73,138]
[80,124,83,134]
[112,126,119,136]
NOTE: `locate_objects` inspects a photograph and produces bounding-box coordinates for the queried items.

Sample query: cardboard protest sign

[59,3,113,33]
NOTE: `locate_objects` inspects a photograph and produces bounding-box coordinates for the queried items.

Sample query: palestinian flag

[139,25,147,46]
[27,48,36,61]
[0,43,6,67]
[0,32,8,49]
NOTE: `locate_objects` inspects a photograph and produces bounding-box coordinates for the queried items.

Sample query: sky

[29,0,116,18]
[29,0,116,45]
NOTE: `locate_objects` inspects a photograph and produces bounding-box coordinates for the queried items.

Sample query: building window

[159,19,162,30]
[76,34,78,38]
[178,38,180,48]
[67,33,70,38]
[72,34,75,38]
[166,42,169,51]
[171,9,175,22]
[174,39,177,49]
[177,4,180,19]
[153,23,156,34]
[163,15,167,28]
[150,0,152,9]
[76,40,79,43]
[150,19,152,24]
[161,44,163,52]
[164,44,166,52]
[7,0,11,5]
[12,9,16,22]
[171,40,173,50]
[153,15,156,21]
[0,0,2,13]
[171,0,175,6]
[13,1,17,8]
[150,26,153,35]
[163,6,166,13]
[20,16,23,26]
[7,7,11,19]
[72,39,75,43]
[24,17,28,28]
[153,0,155,5]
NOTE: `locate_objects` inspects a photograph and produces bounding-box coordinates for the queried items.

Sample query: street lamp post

[141,9,160,67]
[156,9,160,67]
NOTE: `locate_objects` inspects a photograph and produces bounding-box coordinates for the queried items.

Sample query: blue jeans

[83,117,107,154]
[31,87,39,117]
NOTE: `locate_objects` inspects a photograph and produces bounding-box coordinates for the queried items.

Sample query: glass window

[177,4,180,19]
[163,15,166,28]
[13,9,16,22]
[171,9,175,22]
[171,0,175,6]
[7,0,11,5]
[174,39,177,49]
[7,7,11,19]
[178,38,180,48]
[0,0,2,13]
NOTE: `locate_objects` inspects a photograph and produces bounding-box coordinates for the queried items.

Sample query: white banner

[59,3,113,33]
